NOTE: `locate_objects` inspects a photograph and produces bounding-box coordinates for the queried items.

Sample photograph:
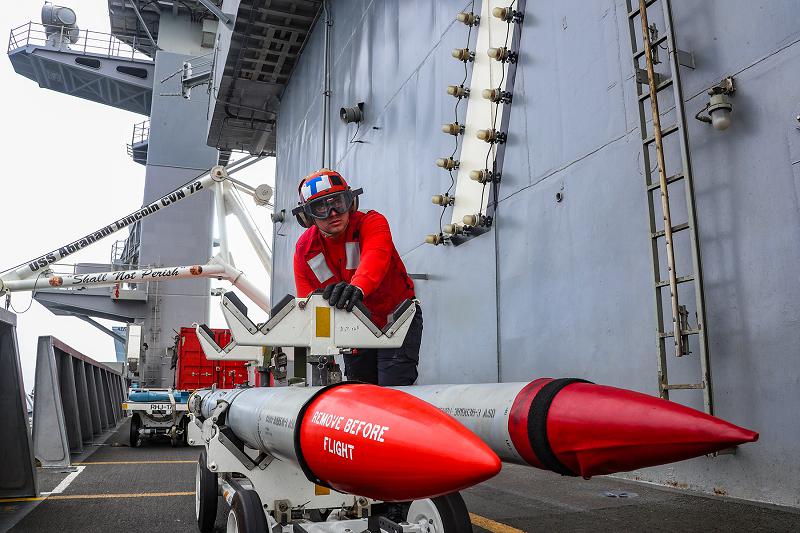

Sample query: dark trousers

[343,304,422,386]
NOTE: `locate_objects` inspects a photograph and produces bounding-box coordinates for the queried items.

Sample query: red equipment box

[175,327,249,390]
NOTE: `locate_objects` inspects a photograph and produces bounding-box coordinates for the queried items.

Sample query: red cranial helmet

[292,169,362,228]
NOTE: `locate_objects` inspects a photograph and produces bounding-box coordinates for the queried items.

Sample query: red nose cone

[547,383,759,477]
[299,384,501,501]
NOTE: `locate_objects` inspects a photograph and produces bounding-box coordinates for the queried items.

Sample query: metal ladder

[626,0,713,414]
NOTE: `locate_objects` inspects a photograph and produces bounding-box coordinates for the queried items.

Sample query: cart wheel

[129,414,141,448]
[406,492,471,533]
[226,488,267,533]
[196,449,218,533]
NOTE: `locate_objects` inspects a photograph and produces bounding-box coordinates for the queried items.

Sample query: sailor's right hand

[323,281,364,312]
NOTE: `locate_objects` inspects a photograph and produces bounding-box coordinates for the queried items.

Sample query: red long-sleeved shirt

[294,210,414,327]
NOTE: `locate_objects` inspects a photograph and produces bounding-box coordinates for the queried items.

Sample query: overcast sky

[1,1,274,392]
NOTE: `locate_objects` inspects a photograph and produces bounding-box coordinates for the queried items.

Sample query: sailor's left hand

[323,282,364,312]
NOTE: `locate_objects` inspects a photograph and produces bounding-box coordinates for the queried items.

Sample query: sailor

[292,169,422,386]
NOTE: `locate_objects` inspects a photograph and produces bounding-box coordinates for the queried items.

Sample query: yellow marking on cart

[315,306,331,337]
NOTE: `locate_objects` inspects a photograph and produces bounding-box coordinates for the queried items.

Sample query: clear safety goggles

[304,190,358,219]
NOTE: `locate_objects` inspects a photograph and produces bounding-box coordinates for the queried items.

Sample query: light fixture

[431,194,455,206]
[477,129,506,144]
[425,234,444,245]
[481,88,512,104]
[469,169,496,183]
[340,102,364,124]
[451,48,475,62]
[487,47,517,63]
[441,122,464,136]
[446,85,470,98]
[462,214,489,227]
[41,3,80,45]
[435,157,459,170]
[707,95,732,130]
[443,223,464,235]
[695,76,735,131]
[456,11,479,26]
[492,6,523,23]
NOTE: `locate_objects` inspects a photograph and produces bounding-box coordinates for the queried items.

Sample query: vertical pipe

[321,0,332,168]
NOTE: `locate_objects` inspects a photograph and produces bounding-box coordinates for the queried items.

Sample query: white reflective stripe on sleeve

[307,253,334,283]
[345,242,361,270]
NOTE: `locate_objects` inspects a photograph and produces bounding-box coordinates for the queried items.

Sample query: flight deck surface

[2,418,799,532]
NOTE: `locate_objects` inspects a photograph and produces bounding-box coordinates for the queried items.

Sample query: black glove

[323,281,364,311]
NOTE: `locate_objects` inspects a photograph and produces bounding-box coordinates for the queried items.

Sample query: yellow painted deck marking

[74,460,195,465]
[0,492,194,503]
[470,513,526,533]
[48,491,194,500]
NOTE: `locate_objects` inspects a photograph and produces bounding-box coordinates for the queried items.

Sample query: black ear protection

[292,205,313,228]
[292,178,313,228]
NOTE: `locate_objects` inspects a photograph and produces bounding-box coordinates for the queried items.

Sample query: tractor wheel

[196,449,218,532]
[129,414,141,448]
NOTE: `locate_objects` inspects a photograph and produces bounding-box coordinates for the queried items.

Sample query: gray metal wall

[138,49,218,387]
[271,0,800,507]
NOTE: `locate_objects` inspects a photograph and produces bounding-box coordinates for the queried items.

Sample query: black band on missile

[292,381,362,489]
[529,378,592,477]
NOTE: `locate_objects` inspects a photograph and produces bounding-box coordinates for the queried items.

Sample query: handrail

[126,120,150,159]
[131,120,150,145]
[7,21,155,63]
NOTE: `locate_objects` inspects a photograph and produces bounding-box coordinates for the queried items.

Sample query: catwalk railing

[126,120,150,163]
[8,22,155,61]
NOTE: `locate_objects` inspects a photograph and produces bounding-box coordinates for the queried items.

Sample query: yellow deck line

[73,460,196,465]
[470,513,526,533]
[0,491,194,503]
[0,496,46,503]
[48,491,195,500]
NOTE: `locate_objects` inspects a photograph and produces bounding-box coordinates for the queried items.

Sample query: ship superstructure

[1,1,800,529]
